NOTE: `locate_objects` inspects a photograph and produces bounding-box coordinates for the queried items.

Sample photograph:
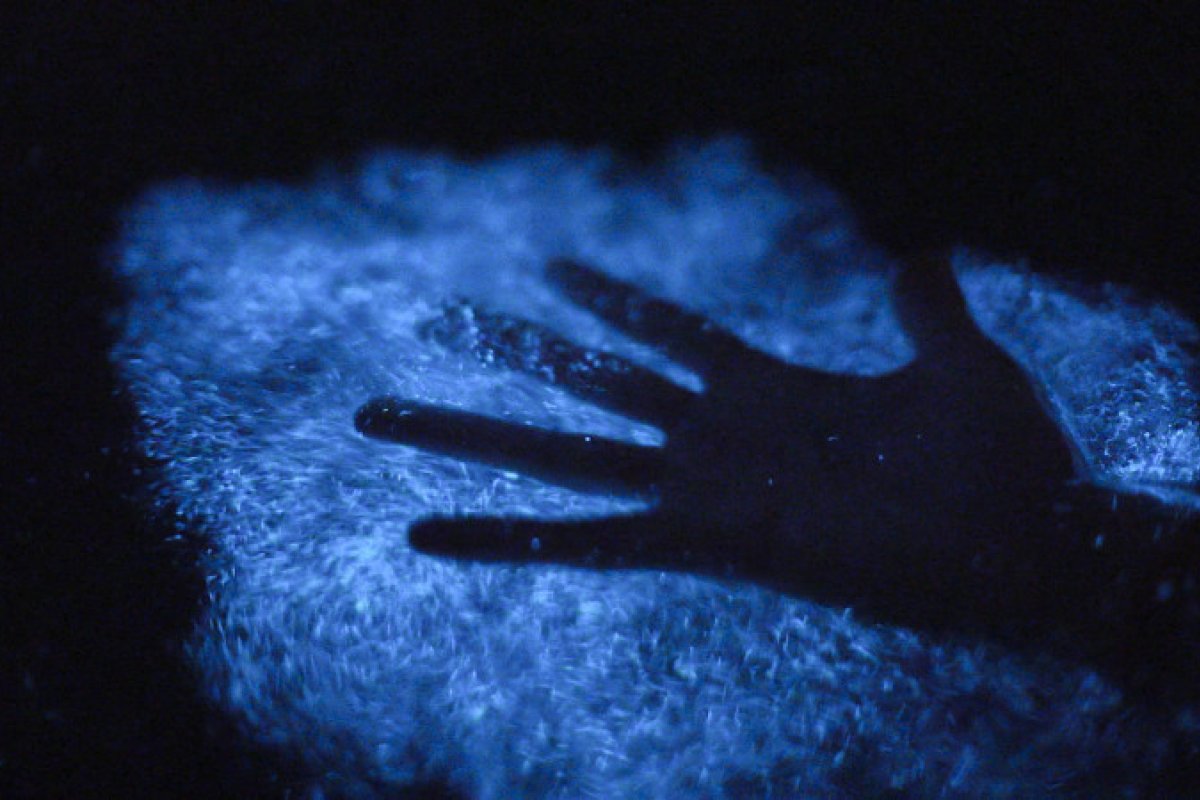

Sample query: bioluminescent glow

[112,139,1199,798]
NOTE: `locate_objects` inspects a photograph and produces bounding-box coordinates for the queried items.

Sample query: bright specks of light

[112,138,1197,798]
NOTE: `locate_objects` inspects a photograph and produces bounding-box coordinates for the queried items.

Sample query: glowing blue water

[112,139,1199,797]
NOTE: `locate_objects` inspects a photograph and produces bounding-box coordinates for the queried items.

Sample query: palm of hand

[356,255,1082,631]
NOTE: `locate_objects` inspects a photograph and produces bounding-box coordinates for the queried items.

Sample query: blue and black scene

[108,136,1200,798]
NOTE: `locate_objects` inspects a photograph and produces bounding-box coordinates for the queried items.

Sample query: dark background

[3,3,1197,797]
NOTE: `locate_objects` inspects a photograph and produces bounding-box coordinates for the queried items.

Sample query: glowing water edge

[112,139,1199,798]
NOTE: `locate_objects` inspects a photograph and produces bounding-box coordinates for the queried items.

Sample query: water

[111,138,1199,798]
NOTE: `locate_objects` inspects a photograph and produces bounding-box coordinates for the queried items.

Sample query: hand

[355,254,1112,647]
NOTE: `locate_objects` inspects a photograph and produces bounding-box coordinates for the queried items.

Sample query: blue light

[111,138,1199,797]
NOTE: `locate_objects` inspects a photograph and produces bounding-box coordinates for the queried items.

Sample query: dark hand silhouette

[356,255,1199,687]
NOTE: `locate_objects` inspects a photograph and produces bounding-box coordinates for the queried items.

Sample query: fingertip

[355,396,420,439]
[406,517,446,553]
[408,517,480,556]
[354,396,392,433]
[354,397,384,433]
[408,517,525,561]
